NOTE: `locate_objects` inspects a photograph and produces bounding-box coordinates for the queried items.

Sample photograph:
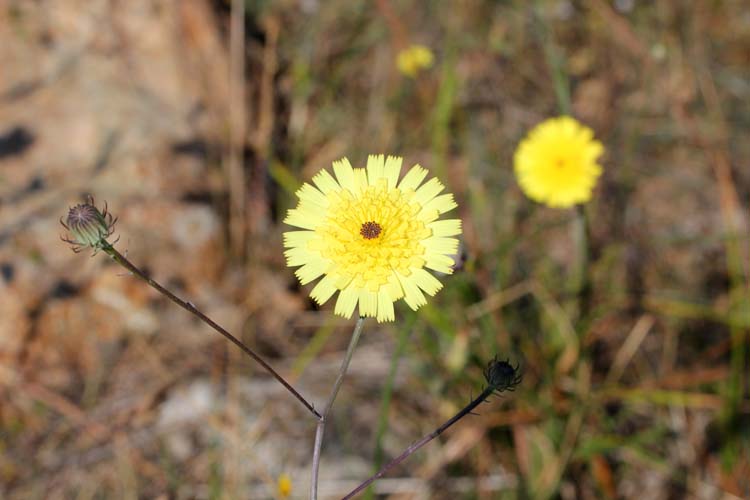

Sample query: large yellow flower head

[284,155,461,322]
[513,116,604,208]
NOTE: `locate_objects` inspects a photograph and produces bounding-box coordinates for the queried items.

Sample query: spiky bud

[484,357,523,393]
[61,197,117,253]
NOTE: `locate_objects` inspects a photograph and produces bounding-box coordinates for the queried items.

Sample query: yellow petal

[310,274,338,305]
[333,157,356,192]
[285,247,317,266]
[284,208,324,230]
[398,164,428,191]
[383,156,403,189]
[353,168,368,192]
[413,178,445,206]
[367,154,385,185]
[386,273,404,300]
[358,289,378,318]
[312,169,341,195]
[397,272,427,310]
[296,183,329,208]
[427,219,462,237]
[410,268,443,296]
[422,236,459,255]
[376,289,395,322]
[424,253,456,274]
[334,272,353,289]
[295,259,327,285]
[334,284,359,318]
[421,193,457,215]
[283,230,317,248]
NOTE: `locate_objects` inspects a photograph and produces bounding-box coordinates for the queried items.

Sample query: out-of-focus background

[1,0,749,498]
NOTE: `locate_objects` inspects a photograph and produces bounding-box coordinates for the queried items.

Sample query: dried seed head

[484,357,523,393]
[61,197,117,253]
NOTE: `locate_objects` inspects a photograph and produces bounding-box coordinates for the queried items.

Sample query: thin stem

[572,205,592,319]
[342,385,496,499]
[100,242,321,419]
[535,0,571,116]
[310,316,366,500]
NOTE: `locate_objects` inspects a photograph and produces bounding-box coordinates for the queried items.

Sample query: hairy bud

[61,197,117,253]
[484,357,523,393]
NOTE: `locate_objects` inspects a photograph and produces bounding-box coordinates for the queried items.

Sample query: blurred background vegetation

[1,0,749,498]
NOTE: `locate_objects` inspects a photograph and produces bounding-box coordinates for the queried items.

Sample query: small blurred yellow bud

[277,473,292,499]
[396,44,434,78]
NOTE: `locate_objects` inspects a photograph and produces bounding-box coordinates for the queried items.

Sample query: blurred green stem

[536,2,571,115]
[364,321,413,500]
[431,50,457,181]
[535,3,592,319]
[721,230,749,482]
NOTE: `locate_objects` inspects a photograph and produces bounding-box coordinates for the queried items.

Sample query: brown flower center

[360,221,382,240]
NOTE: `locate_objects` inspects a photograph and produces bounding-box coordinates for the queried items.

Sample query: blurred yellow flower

[514,116,604,208]
[277,473,292,498]
[396,44,434,77]
[284,155,461,322]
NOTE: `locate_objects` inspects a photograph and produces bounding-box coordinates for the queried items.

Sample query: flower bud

[484,357,523,393]
[61,198,117,253]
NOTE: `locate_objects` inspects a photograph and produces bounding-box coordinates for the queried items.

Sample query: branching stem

[100,242,321,419]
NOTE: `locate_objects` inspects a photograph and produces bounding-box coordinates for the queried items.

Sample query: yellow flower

[396,44,434,77]
[284,155,461,322]
[513,116,604,208]
[277,473,292,499]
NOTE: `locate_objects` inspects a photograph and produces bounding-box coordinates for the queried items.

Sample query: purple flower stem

[342,385,496,499]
